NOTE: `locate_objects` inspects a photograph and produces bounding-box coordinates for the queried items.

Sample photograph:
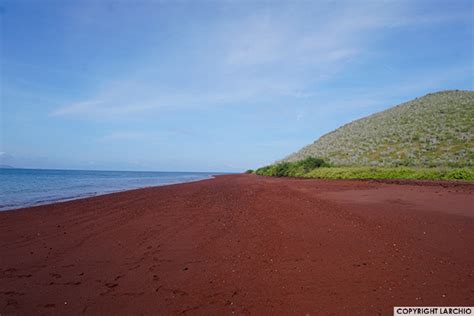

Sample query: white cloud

[49,2,468,120]
[50,99,160,118]
[97,131,158,142]
[50,101,103,116]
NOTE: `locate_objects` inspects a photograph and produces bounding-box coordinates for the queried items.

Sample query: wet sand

[1,174,473,315]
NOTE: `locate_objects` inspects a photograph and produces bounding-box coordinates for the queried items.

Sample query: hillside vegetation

[284,90,474,168]
[254,157,474,181]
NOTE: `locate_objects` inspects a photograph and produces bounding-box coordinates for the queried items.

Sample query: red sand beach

[1,174,473,315]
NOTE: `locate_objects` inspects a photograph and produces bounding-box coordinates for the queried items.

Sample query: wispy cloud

[97,131,159,142]
[49,1,470,120]
[4,0,471,171]
[97,127,198,143]
[51,101,104,117]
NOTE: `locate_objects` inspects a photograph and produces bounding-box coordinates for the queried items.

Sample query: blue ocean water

[0,168,217,211]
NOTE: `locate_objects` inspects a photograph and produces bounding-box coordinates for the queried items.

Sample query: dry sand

[1,174,473,315]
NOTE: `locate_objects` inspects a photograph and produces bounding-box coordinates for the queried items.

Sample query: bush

[255,157,329,177]
[304,167,474,181]
[245,169,254,174]
[255,158,474,181]
[296,157,330,172]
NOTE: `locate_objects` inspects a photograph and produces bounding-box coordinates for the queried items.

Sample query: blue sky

[1,0,473,172]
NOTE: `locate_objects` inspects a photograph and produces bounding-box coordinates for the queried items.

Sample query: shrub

[304,167,474,181]
[269,162,292,177]
[283,91,474,168]
[255,157,329,177]
[245,169,254,174]
[297,157,330,172]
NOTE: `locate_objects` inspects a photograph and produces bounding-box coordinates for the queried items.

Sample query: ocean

[0,168,217,211]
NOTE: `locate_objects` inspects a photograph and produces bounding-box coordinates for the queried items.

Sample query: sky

[1,0,473,172]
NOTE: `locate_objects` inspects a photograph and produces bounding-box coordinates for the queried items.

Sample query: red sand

[1,174,473,315]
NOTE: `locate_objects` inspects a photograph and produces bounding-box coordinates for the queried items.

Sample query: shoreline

[1,174,473,314]
[5,174,473,213]
[0,174,217,212]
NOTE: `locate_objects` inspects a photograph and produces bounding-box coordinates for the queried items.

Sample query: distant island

[0,164,14,169]
[252,90,474,180]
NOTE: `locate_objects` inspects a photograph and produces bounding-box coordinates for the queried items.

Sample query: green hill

[284,90,474,168]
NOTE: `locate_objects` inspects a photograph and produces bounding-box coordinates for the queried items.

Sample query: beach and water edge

[0,168,220,211]
[1,174,472,314]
